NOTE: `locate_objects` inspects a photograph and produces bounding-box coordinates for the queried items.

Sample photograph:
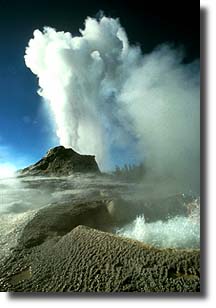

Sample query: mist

[24,15,199,192]
[0,173,131,260]
[0,164,16,179]
[0,173,200,261]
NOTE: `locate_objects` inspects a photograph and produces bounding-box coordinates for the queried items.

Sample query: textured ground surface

[0,174,200,293]
[0,225,200,292]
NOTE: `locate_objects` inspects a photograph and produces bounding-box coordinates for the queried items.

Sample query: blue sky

[0,0,199,171]
[0,47,58,168]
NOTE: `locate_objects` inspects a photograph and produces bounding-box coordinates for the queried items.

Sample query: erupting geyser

[24,15,200,193]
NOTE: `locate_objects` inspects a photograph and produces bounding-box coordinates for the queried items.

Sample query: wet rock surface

[18,146,100,176]
[106,194,190,224]
[14,193,191,250]
[0,173,200,293]
[0,226,200,292]
[18,200,114,249]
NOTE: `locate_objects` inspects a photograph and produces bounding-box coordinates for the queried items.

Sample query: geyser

[24,15,200,192]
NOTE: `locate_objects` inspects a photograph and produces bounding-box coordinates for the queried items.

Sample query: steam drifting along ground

[0,172,200,292]
[0,173,128,260]
[0,173,200,263]
[24,15,200,193]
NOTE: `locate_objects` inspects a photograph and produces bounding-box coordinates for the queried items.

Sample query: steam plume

[24,15,200,192]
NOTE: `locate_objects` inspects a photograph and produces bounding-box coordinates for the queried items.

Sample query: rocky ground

[0,146,200,292]
[0,195,200,292]
[0,225,200,292]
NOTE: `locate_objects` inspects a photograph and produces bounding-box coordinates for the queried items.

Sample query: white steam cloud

[24,15,200,192]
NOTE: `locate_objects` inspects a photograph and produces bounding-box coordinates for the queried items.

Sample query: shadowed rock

[17,192,193,250]
[0,226,200,292]
[18,146,100,176]
[107,194,190,224]
[17,191,196,250]
[18,200,113,248]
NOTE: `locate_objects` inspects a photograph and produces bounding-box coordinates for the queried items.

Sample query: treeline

[113,163,145,182]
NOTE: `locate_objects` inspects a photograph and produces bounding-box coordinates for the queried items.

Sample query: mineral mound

[18,146,100,176]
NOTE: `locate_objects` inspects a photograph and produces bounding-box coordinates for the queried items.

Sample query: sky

[0,0,199,171]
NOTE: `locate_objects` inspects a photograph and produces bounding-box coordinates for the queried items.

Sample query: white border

[202,0,216,307]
